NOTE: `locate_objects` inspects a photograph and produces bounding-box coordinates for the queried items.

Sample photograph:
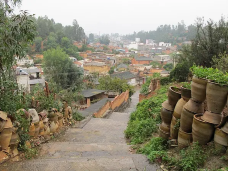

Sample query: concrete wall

[94,101,110,118]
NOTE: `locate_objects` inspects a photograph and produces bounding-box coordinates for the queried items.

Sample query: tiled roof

[111,71,135,80]
[81,89,105,98]
[134,57,153,61]
[117,63,128,69]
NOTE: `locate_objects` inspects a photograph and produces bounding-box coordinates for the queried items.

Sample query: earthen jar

[162,100,174,112]
[192,114,214,145]
[159,126,170,140]
[168,86,181,107]
[28,109,40,123]
[0,128,12,150]
[34,122,40,138]
[221,121,228,134]
[10,132,20,156]
[206,82,228,114]
[202,111,222,125]
[181,86,191,101]
[170,116,179,139]
[29,123,35,137]
[160,107,173,125]
[50,121,57,133]
[180,108,195,133]
[214,128,228,146]
[173,98,187,119]
[178,128,192,148]
[191,76,207,103]
[160,122,170,133]
[184,98,204,114]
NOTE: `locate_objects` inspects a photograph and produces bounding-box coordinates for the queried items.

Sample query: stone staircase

[2,90,159,171]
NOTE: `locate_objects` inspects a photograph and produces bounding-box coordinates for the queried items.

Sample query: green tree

[212,52,228,72]
[89,33,94,42]
[43,47,83,90]
[108,67,114,74]
[150,61,162,68]
[163,63,173,71]
[35,37,42,52]
[99,35,110,45]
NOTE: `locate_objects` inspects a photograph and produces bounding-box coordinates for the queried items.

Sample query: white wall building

[128,42,138,50]
[159,42,172,47]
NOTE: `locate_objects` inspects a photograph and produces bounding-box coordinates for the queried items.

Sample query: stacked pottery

[178,78,206,148]
[170,86,190,140]
[9,128,20,157]
[0,117,13,152]
[202,81,228,125]
[192,114,214,145]
[159,86,181,139]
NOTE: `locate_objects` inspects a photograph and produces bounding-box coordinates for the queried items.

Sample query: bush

[139,137,169,162]
[160,77,171,85]
[72,111,85,121]
[163,63,173,71]
[179,142,208,171]
[170,62,190,82]
[140,73,161,95]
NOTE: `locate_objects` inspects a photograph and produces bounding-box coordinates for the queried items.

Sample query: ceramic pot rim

[193,75,207,81]
[179,128,192,135]
[207,80,228,87]
[194,114,206,122]
[159,126,170,135]
[169,86,181,95]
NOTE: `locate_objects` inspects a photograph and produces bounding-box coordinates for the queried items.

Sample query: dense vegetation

[140,73,161,95]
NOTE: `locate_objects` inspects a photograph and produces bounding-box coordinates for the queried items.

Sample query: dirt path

[2,90,158,171]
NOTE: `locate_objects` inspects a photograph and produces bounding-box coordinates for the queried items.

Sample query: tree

[89,33,94,42]
[35,37,42,52]
[43,47,83,90]
[212,52,228,72]
[99,35,110,45]
[108,67,114,74]
[163,63,173,71]
[150,61,162,68]
[180,17,228,67]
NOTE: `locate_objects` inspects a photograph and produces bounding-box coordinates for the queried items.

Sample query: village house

[131,56,154,65]
[83,62,110,74]
[111,71,137,86]
[117,63,128,71]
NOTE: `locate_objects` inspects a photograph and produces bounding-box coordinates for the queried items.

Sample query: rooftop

[117,63,128,69]
[84,62,106,66]
[134,56,153,61]
[81,89,106,98]
[111,71,135,80]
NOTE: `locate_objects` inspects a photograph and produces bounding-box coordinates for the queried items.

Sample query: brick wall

[93,90,129,118]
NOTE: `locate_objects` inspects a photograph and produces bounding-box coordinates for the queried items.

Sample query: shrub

[179,142,208,171]
[160,77,171,85]
[139,137,169,162]
[170,62,190,82]
[73,111,85,121]
[140,73,161,95]
[163,63,173,71]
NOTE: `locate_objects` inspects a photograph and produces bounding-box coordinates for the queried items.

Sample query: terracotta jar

[39,121,45,136]
[202,111,222,125]
[170,116,180,139]
[159,126,170,140]
[0,128,12,150]
[168,86,181,107]
[214,128,228,146]
[160,122,170,133]
[206,82,228,114]
[0,111,7,132]
[184,98,204,114]
[50,121,57,133]
[10,132,20,156]
[191,76,207,103]
[173,98,187,119]
[181,86,191,101]
[180,108,195,133]
[192,114,214,145]
[221,121,228,134]
[160,107,173,125]
[29,123,35,137]
[28,109,40,123]
[178,128,192,148]
[162,100,174,112]
[58,118,63,128]
[34,122,40,138]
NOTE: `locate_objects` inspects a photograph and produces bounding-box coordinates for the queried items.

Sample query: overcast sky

[16,0,228,35]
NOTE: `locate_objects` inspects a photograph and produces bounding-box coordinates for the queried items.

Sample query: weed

[72,111,85,121]
[24,146,38,159]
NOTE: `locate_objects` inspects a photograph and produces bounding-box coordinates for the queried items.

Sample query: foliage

[125,85,168,144]
[108,67,115,74]
[140,73,161,95]
[98,76,135,96]
[179,142,208,171]
[122,58,131,64]
[72,111,85,121]
[163,63,173,71]
[170,62,190,82]
[139,137,169,162]
[160,77,171,85]
[24,146,38,159]
[150,61,162,68]
[34,58,42,64]
[34,37,42,52]
[180,17,228,67]
[212,52,228,73]
[99,35,110,45]
[89,33,94,42]
[182,82,191,89]
[43,47,83,90]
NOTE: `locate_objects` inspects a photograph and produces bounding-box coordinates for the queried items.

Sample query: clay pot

[28,109,40,123]
[44,124,50,136]
[4,118,13,128]
[202,111,222,125]
[159,126,170,140]
[168,86,181,107]
[184,98,204,114]
[0,111,7,120]
[39,121,45,136]
[58,118,63,128]
[180,108,195,133]
[10,132,20,156]
[29,123,35,137]
[50,121,57,133]
[215,114,227,128]
[221,121,228,134]
[173,98,187,119]
[160,107,173,125]
[206,82,228,114]
[192,114,214,145]
[0,128,12,150]
[160,122,170,133]
[181,86,191,101]
[214,128,228,146]
[170,116,180,139]
[191,76,207,103]
[178,128,192,148]
[162,100,174,111]
[34,122,40,138]
[0,119,7,132]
